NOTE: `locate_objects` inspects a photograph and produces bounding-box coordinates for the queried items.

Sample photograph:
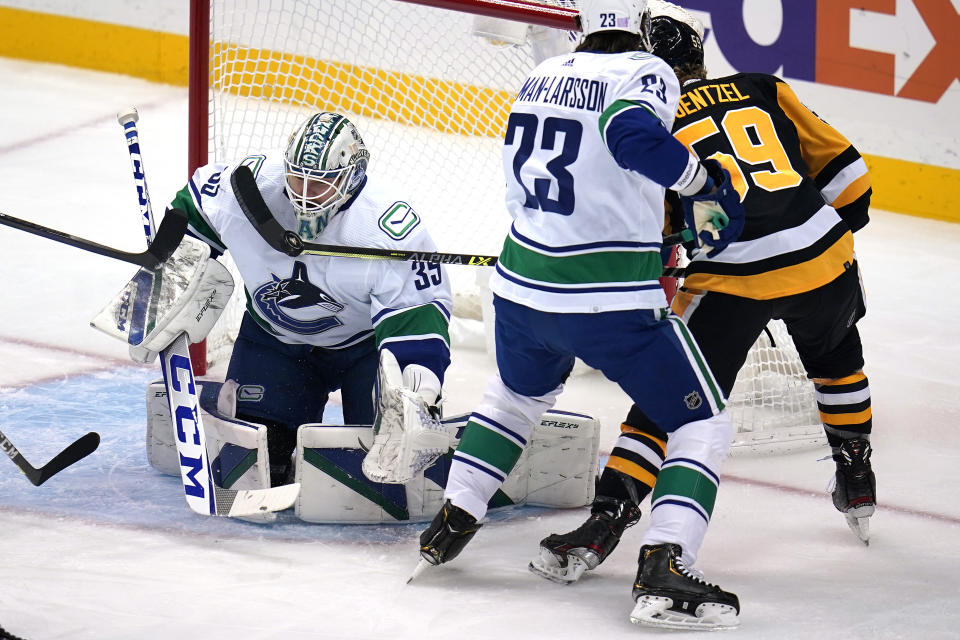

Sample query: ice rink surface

[1,58,959,639]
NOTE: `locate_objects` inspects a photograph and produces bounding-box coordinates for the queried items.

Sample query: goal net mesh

[198,0,822,449]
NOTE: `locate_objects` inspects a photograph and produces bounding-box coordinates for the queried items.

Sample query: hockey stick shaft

[117,107,298,517]
[0,429,100,486]
[231,165,689,266]
[118,106,217,516]
[0,208,187,268]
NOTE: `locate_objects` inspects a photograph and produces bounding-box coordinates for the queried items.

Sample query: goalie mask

[578,0,652,50]
[284,112,370,240]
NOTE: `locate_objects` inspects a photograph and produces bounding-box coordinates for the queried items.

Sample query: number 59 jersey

[490,51,683,314]
[673,73,871,300]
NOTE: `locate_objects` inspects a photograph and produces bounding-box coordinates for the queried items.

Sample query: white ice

[1,58,959,640]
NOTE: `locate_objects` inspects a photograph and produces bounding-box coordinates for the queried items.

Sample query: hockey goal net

[189,0,822,450]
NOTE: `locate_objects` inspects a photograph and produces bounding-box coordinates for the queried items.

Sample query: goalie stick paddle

[230,164,690,269]
[0,429,100,486]
[0,207,188,269]
[117,106,300,518]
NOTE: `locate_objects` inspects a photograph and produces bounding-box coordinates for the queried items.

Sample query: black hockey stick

[0,207,188,268]
[0,429,100,486]
[0,624,27,640]
[231,165,690,268]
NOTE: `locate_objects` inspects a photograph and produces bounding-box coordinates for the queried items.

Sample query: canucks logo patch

[378,201,420,240]
[253,261,345,335]
[237,385,265,402]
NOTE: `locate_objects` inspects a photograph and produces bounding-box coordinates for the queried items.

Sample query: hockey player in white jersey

[166,112,453,486]
[405,0,745,631]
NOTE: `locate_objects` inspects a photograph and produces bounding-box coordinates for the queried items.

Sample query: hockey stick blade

[0,208,187,268]
[213,482,301,517]
[230,165,304,256]
[0,429,100,486]
[145,207,190,266]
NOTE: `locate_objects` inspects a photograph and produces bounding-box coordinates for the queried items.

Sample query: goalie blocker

[90,235,234,363]
[146,379,601,523]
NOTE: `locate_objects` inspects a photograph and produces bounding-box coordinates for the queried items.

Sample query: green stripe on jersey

[499,235,662,285]
[599,99,660,142]
[169,185,225,250]
[651,464,718,517]
[374,304,450,348]
[456,421,524,476]
[669,317,725,411]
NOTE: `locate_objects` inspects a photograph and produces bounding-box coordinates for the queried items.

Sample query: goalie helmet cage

[187,0,822,451]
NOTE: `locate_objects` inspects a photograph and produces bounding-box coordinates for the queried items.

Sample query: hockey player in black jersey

[532,0,877,614]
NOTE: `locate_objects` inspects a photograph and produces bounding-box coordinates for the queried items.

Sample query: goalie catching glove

[90,234,234,363]
[678,159,745,256]
[362,349,450,484]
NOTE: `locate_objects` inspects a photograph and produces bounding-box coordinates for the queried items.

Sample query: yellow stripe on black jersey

[775,82,871,231]
[672,73,870,300]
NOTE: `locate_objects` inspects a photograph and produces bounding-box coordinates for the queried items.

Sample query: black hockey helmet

[649,15,703,69]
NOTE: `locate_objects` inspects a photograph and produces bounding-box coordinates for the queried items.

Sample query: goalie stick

[117,106,299,517]
[0,428,100,486]
[0,207,187,268]
[230,163,688,276]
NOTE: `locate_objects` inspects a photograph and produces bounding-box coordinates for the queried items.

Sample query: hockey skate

[830,438,876,545]
[629,543,740,630]
[529,496,641,584]
[420,500,482,565]
[408,500,483,582]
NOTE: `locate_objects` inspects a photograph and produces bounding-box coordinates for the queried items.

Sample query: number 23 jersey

[490,51,682,314]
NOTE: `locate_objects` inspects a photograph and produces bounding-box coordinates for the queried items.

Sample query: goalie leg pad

[296,424,437,523]
[525,411,600,508]
[146,379,270,492]
[294,409,598,524]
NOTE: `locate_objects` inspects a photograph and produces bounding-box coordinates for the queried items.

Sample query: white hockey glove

[90,235,234,363]
[361,349,451,484]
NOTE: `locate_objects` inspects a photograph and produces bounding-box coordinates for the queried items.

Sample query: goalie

[149,112,453,487]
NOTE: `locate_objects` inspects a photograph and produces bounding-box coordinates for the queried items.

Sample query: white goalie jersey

[166,153,453,377]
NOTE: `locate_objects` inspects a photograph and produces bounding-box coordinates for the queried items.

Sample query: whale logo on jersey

[253,261,345,335]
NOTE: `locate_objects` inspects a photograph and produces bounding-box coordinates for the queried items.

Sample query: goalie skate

[362,350,450,484]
